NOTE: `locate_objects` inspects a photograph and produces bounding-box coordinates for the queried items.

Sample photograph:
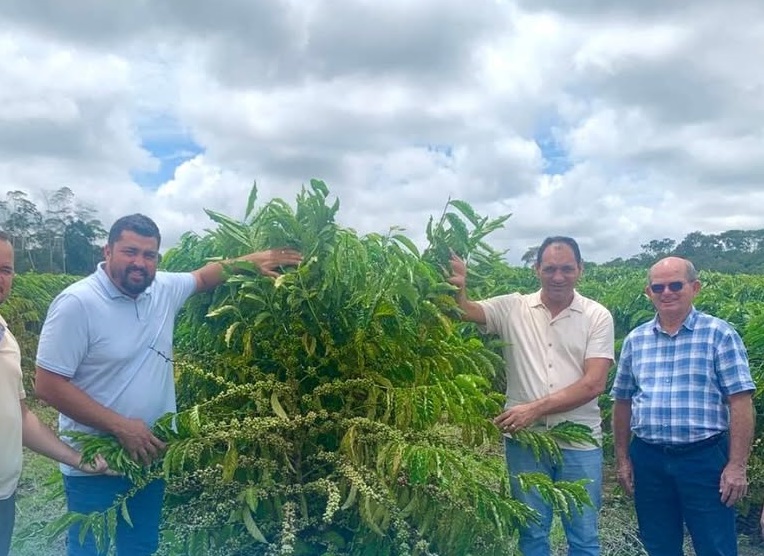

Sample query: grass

[12,401,66,556]
[10,404,764,555]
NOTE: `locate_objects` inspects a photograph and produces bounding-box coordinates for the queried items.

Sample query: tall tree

[42,186,76,273]
[64,217,106,275]
[2,191,43,272]
[521,246,539,267]
[604,229,764,274]
[0,187,106,275]
[639,238,676,261]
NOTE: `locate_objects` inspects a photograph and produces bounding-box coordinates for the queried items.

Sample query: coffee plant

[13,181,764,553]
[48,181,594,556]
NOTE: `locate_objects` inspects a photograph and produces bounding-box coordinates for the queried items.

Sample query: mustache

[126,266,148,276]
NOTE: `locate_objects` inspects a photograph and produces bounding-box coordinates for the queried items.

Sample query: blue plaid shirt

[611,308,754,444]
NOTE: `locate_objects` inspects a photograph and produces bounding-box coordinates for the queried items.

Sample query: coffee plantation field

[7,181,764,555]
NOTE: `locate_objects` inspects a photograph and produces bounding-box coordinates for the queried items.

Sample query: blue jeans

[505,438,602,556]
[63,475,164,556]
[0,492,15,556]
[630,434,737,556]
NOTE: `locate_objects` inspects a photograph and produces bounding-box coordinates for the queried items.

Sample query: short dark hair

[536,236,582,267]
[108,214,161,248]
[0,231,10,244]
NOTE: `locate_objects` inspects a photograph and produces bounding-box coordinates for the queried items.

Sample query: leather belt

[638,431,727,455]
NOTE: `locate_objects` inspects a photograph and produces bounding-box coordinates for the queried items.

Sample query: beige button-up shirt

[479,290,614,446]
[0,315,25,499]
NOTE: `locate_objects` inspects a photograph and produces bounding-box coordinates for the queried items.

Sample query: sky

[1,1,763,265]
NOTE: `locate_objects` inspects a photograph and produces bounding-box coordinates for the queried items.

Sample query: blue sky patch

[131,118,205,189]
[534,114,572,176]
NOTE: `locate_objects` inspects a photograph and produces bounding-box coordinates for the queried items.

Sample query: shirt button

[548,364,552,368]
[548,343,552,347]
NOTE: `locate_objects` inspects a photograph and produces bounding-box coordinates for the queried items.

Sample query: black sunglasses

[649,281,687,294]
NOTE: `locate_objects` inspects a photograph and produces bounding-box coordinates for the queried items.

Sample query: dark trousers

[0,493,15,556]
[631,434,737,556]
[63,475,165,556]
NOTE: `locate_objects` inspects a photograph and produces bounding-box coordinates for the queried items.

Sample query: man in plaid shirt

[611,256,754,556]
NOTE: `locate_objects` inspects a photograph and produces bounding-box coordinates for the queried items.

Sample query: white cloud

[0,1,763,266]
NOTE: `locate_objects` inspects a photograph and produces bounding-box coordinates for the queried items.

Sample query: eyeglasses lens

[650,281,685,294]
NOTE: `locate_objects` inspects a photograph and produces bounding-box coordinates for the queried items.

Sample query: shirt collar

[651,306,698,333]
[529,289,584,313]
[95,262,153,300]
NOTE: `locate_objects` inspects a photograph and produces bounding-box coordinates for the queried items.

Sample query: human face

[646,259,699,322]
[104,230,159,297]
[0,241,14,305]
[535,243,582,307]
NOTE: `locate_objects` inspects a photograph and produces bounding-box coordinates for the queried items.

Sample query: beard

[118,266,154,296]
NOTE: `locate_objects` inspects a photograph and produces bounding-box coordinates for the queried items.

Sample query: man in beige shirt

[0,232,106,556]
[449,236,614,556]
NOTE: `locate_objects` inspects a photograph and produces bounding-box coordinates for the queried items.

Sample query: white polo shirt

[0,316,24,499]
[479,290,614,445]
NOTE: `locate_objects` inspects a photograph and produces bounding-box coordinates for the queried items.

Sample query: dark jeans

[63,475,165,556]
[630,434,737,556]
[0,493,15,556]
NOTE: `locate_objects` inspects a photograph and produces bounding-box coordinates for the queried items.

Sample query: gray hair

[647,258,698,283]
[683,260,698,282]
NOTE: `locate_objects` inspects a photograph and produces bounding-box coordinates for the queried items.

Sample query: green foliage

[1,273,79,392]
[9,183,764,551]
[59,181,594,556]
[511,422,600,465]
[421,198,510,274]
[602,228,764,274]
[7,192,764,551]
[440,257,764,502]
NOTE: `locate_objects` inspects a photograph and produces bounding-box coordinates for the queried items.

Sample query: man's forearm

[20,402,82,468]
[528,358,610,418]
[530,379,604,417]
[35,368,125,435]
[455,291,486,325]
[612,399,633,462]
[727,392,754,468]
[193,249,302,292]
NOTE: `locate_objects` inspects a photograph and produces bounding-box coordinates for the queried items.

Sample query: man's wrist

[614,452,630,465]
[105,414,128,437]
[528,398,546,419]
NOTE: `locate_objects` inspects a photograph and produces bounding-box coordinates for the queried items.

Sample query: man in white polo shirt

[449,236,614,556]
[0,232,107,556]
[35,214,301,556]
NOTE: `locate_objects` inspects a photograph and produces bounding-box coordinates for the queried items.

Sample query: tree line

[521,229,764,274]
[602,229,764,273]
[0,187,105,275]
[4,185,764,276]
